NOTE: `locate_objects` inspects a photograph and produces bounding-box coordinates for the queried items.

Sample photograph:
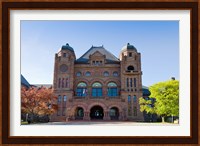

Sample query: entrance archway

[75,107,84,120]
[90,106,104,120]
[109,107,119,120]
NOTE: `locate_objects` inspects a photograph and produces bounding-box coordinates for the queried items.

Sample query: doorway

[90,106,104,120]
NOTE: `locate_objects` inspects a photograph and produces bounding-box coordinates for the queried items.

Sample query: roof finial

[66,43,69,46]
[127,43,130,45]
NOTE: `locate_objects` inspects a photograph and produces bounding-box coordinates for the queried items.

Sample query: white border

[10,10,190,136]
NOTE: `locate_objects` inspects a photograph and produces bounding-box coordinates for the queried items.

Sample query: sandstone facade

[50,43,144,121]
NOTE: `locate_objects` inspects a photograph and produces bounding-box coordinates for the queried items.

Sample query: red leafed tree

[21,86,57,117]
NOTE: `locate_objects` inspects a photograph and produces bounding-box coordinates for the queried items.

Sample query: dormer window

[92,60,103,66]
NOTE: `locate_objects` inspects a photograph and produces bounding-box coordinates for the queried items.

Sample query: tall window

[58,78,61,88]
[62,95,67,116]
[126,78,129,87]
[128,95,131,116]
[65,78,69,88]
[76,82,87,97]
[62,78,64,88]
[134,78,136,87]
[133,107,137,116]
[133,95,137,102]
[92,82,102,97]
[57,108,61,116]
[58,95,62,104]
[130,78,133,87]
[107,82,118,97]
[63,95,67,102]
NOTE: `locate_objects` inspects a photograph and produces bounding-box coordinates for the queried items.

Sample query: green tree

[139,80,179,122]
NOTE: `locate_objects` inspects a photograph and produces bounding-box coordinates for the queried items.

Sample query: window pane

[92,82,102,87]
[85,71,91,76]
[63,95,67,101]
[108,82,117,87]
[76,72,81,77]
[77,82,87,87]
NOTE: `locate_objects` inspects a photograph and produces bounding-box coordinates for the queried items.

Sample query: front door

[90,106,104,120]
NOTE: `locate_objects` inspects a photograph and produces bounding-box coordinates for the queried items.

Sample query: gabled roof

[76,46,119,64]
[21,74,30,88]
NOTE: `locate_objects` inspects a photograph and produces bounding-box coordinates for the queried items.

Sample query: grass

[21,121,28,125]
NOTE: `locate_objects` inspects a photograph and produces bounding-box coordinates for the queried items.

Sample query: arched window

[75,107,84,120]
[113,71,118,77]
[107,82,118,97]
[76,82,87,97]
[76,72,81,77]
[103,71,109,77]
[85,71,91,77]
[127,65,134,71]
[92,82,102,97]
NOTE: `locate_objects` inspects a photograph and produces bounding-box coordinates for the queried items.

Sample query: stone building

[50,43,144,121]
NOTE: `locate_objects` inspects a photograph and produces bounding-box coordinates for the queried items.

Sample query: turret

[53,43,76,91]
[120,43,143,121]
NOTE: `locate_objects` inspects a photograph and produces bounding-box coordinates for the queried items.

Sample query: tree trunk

[162,116,165,123]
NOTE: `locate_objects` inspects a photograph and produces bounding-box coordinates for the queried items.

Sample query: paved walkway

[28,121,177,126]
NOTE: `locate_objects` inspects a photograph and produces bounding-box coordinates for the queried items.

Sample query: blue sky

[21,20,179,87]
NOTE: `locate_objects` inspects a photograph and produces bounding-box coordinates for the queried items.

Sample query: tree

[21,86,57,122]
[139,80,179,122]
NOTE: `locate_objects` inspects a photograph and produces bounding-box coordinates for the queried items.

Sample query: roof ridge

[77,46,94,60]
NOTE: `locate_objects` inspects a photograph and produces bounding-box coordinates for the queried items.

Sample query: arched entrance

[75,107,84,120]
[90,106,104,120]
[109,107,119,120]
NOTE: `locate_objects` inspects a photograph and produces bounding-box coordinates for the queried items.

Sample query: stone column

[103,111,110,120]
[83,111,90,120]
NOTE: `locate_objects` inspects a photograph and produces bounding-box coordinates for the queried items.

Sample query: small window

[113,71,118,77]
[85,71,91,77]
[63,53,67,57]
[104,71,109,77]
[76,72,81,77]
[129,52,132,57]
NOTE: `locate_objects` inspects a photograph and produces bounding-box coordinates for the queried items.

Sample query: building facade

[50,43,144,121]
